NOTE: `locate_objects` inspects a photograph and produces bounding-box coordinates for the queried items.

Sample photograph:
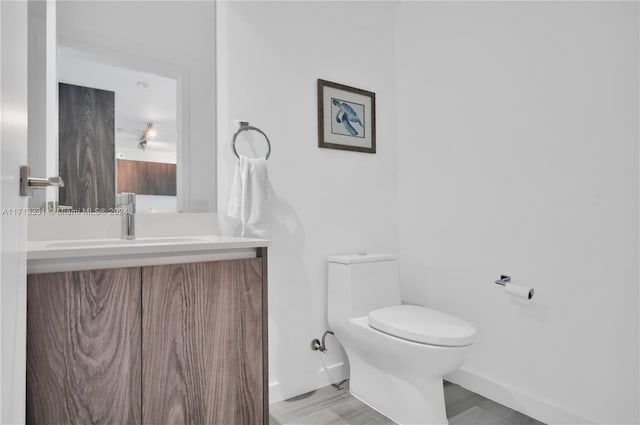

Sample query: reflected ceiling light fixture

[138,122,156,151]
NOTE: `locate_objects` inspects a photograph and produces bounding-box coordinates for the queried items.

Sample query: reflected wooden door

[58,83,115,209]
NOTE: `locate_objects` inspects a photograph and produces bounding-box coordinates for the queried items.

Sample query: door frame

[0,1,29,424]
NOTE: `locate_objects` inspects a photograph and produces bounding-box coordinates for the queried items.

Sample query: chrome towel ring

[232,121,271,160]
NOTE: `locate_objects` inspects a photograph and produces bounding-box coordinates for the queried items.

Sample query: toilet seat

[368,305,476,347]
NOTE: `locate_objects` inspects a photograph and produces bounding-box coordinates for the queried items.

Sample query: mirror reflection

[28,1,216,213]
[58,46,178,212]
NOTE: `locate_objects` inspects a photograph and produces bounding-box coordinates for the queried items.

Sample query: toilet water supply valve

[311,330,334,353]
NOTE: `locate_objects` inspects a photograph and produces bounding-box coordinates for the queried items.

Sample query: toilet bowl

[327,253,476,425]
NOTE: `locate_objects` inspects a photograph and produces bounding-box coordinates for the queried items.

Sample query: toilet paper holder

[494,275,511,286]
[494,274,535,299]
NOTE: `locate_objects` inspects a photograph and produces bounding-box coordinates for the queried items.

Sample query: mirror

[27,1,216,213]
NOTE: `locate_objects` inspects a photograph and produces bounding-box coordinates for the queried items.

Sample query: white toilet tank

[328,253,401,327]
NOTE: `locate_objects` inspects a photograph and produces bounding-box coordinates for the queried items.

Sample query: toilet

[328,253,476,425]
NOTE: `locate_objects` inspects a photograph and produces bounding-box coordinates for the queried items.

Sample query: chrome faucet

[117,192,136,240]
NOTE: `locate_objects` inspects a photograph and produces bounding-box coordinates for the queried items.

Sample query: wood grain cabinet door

[26,268,142,425]
[142,258,264,425]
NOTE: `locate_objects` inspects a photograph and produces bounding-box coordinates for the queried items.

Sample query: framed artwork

[317,79,376,154]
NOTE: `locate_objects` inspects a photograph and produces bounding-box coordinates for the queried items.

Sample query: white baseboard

[446,368,594,425]
[269,362,349,405]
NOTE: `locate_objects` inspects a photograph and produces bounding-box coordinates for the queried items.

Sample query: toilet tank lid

[328,253,396,264]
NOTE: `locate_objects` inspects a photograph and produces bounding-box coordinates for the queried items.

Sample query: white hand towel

[227,155,268,236]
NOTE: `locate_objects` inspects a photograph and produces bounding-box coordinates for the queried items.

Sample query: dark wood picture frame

[317,79,376,154]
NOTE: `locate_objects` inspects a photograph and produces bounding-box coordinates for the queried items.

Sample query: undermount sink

[45,237,210,248]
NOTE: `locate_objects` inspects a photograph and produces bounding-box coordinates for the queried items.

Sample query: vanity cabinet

[26,254,268,425]
[26,268,142,424]
[142,259,264,424]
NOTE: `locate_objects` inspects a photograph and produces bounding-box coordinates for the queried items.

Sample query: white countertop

[28,235,270,260]
[27,235,271,274]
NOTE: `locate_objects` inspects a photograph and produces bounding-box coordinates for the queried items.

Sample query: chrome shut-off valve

[311,330,334,353]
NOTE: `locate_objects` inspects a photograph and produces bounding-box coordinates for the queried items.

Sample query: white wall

[56,1,215,212]
[216,1,397,403]
[395,2,639,424]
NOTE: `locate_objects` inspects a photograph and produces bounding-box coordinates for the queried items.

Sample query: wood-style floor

[270,381,546,425]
